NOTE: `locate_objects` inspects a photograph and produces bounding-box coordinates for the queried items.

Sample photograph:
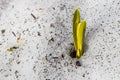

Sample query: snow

[0,0,120,80]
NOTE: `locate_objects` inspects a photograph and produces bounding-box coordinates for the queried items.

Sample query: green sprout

[73,8,86,58]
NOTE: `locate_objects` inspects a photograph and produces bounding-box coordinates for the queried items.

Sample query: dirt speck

[1,29,5,34]
[12,32,16,37]
[16,61,20,64]
[82,74,85,77]
[50,23,55,28]
[49,37,54,42]
[76,61,81,66]
[61,54,64,58]
[70,50,76,58]
[31,13,37,20]
[15,70,19,78]
[37,32,41,36]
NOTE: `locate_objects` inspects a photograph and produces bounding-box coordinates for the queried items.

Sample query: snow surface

[0,0,120,80]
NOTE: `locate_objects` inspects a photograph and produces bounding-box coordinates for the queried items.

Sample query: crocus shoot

[72,8,86,58]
